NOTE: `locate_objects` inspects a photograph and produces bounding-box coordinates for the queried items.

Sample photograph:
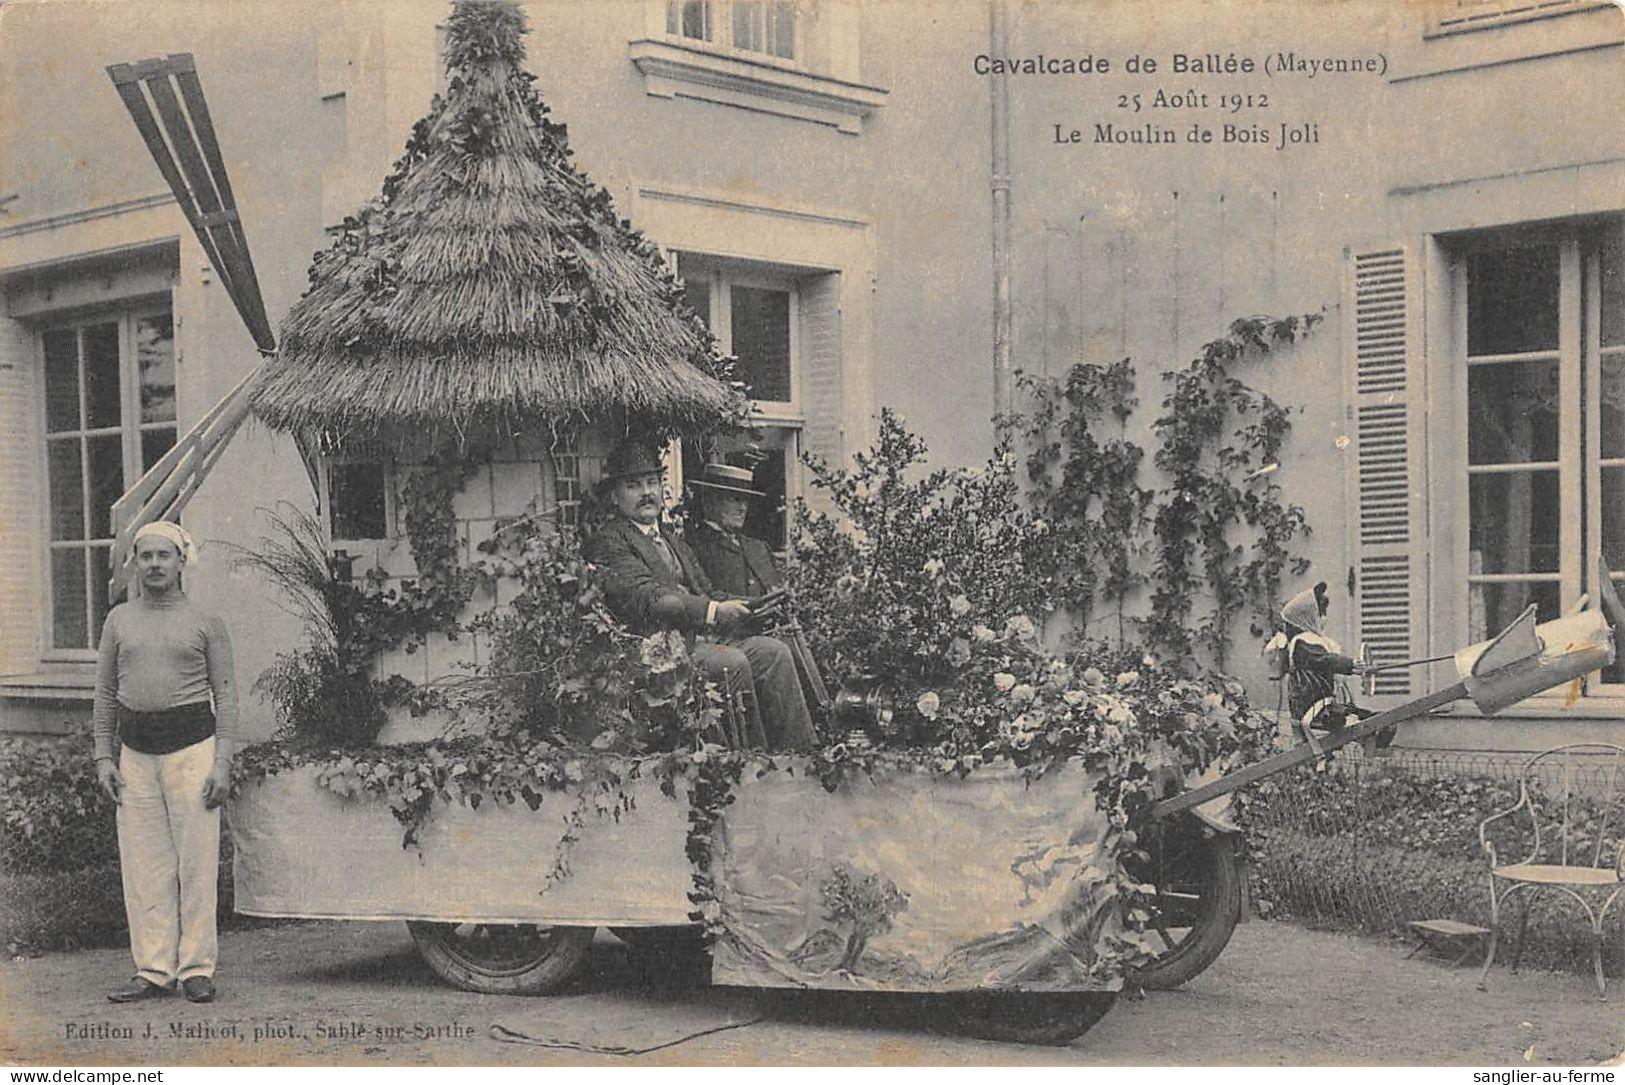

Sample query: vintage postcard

[1,0,1622,1070]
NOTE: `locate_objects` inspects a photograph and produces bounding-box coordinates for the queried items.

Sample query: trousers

[693,635,817,751]
[117,736,219,986]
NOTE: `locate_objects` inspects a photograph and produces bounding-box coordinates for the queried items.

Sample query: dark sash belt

[117,701,216,755]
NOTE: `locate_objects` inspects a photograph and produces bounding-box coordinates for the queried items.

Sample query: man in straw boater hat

[92,521,238,1004]
[686,461,783,600]
[584,441,816,751]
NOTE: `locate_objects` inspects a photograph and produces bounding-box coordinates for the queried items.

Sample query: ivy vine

[1147,315,1318,666]
[1017,313,1319,669]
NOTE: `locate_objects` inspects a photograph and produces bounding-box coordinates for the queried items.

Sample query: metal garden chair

[1477,743,1625,999]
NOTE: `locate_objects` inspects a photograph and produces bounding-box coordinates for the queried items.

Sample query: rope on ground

[488,1014,768,1056]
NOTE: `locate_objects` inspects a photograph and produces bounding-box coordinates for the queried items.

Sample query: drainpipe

[989,0,1013,417]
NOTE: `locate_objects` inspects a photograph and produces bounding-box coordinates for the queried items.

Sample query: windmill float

[92,2,1620,1031]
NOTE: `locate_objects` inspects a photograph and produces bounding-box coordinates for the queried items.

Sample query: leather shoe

[181,976,216,1003]
[107,977,170,1003]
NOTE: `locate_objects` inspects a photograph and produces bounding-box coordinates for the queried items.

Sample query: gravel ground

[2,917,1621,1067]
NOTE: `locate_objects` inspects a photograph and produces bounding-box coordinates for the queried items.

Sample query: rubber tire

[1126,825,1242,991]
[407,921,595,995]
[946,990,1117,1046]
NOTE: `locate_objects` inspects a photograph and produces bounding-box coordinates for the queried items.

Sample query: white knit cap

[132,520,198,565]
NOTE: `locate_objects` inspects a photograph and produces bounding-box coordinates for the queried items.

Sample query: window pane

[770,1,795,58]
[733,0,762,51]
[89,546,113,639]
[330,462,388,539]
[51,549,88,650]
[678,0,709,39]
[1469,470,1560,574]
[1467,246,1558,356]
[142,428,177,473]
[43,328,80,433]
[1603,465,1625,570]
[47,439,84,541]
[1468,580,1560,645]
[135,314,176,424]
[731,285,792,402]
[682,275,711,329]
[82,322,122,430]
[1602,231,1622,349]
[1602,353,1623,460]
[1468,358,1560,464]
[87,434,124,540]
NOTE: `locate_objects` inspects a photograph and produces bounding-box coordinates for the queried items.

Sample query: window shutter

[1345,244,1426,705]
[797,272,844,487]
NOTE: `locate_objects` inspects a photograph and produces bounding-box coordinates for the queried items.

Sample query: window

[678,254,801,548]
[41,308,177,652]
[551,432,583,532]
[1459,228,1624,691]
[326,461,390,542]
[666,0,796,60]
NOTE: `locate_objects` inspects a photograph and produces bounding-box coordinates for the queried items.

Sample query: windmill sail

[104,53,279,598]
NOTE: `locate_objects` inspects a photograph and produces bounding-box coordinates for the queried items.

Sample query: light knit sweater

[92,594,239,764]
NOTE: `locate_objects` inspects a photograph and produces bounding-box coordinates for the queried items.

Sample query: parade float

[101,1,1617,1046]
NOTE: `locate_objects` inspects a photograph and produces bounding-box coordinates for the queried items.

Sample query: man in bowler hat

[583,441,816,751]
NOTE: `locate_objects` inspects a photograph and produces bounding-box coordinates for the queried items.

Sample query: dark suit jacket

[583,515,723,634]
[690,521,784,599]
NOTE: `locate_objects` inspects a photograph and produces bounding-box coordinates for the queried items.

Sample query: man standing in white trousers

[93,521,238,1004]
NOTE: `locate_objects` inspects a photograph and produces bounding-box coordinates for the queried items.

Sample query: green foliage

[1015,359,1151,645]
[790,408,1056,695]
[229,506,399,746]
[1243,764,1625,973]
[0,738,115,876]
[458,508,724,749]
[1014,314,1318,669]
[1147,315,1318,664]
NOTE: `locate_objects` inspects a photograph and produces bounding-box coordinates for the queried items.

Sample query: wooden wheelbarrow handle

[1147,682,1469,822]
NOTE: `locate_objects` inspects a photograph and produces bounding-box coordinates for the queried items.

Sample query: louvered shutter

[797,273,844,514]
[1345,245,1427,706]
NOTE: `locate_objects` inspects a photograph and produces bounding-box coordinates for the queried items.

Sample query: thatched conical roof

[251,1,747,442]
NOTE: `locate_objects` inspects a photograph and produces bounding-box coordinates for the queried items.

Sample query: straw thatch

[251,1,747,442]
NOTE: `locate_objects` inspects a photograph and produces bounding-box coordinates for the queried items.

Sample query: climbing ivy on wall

[1018,313,1319,670]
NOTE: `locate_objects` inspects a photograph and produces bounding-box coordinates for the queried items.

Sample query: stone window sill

[0,669,96,702]
[627,38,887,134]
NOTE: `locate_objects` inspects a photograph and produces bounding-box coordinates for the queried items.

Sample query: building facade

[1,0,1620,750]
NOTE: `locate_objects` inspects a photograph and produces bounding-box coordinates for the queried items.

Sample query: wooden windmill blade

[106,53,276,352]
[105,53,280,598]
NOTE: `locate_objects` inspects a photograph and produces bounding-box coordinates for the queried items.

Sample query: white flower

[1062,689,1088,707]
[915,691,941,720]
[973,624,997,643]
[1004,614,1038,641]
[923,558,945,578]
[1010,683,1037,705]
[947,638,972,666]
[1116,670,1140,688]
[1108,702,1134,726]
[1081,667,1106,688]
[948,593,972,617]
[1102,724,1124,744]
[992,672,1017,693]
